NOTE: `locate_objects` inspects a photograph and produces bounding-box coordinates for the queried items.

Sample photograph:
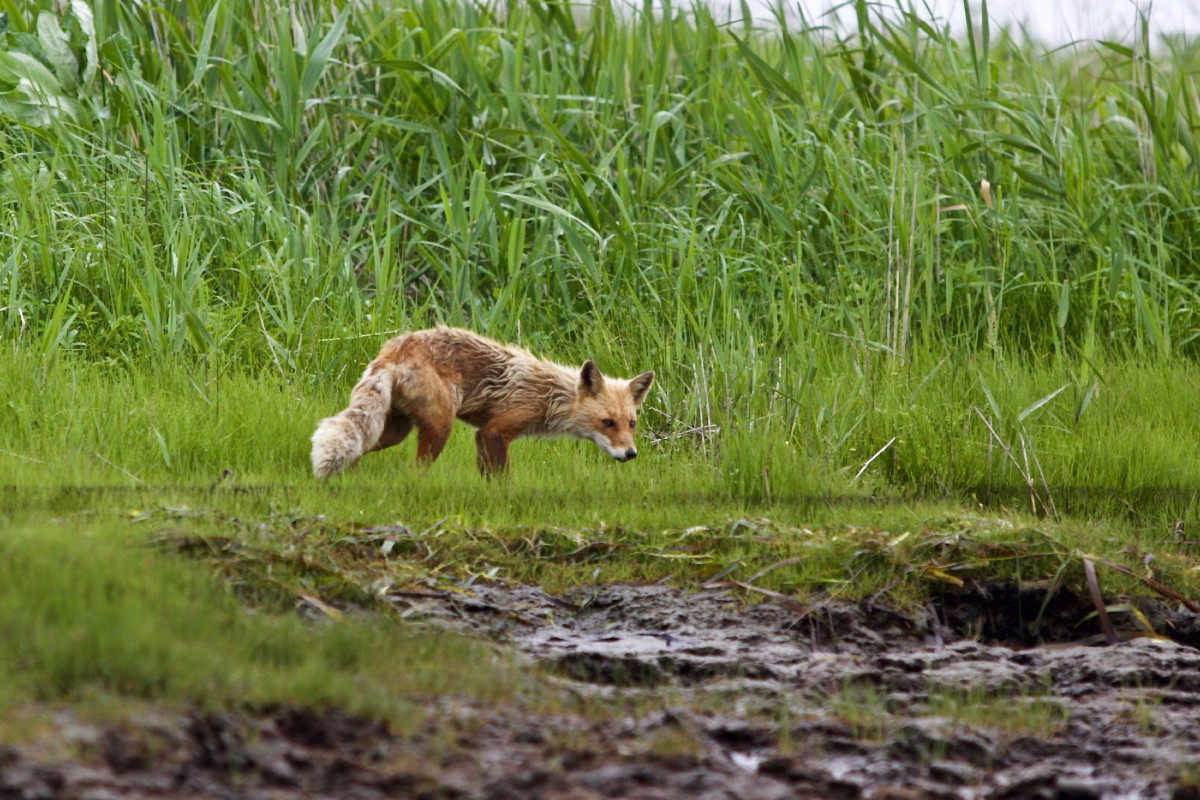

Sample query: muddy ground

[5,580,1200,800]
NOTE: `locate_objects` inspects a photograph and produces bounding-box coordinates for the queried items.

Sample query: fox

[310,326,655,478]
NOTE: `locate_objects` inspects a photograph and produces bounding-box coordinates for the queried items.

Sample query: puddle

[5,580,1200,799]
[385,580,1200,798]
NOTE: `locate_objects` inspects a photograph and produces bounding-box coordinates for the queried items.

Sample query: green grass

[5,344,1199,615]
[826,682,1069,746]
[3,0,1200,726]
[0,516,517,731]
[4,355,1200,728]
[3,348,1200,523]
[2,0,1199,374]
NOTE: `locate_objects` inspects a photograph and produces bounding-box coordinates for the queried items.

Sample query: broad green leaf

[373,59,467,96]
[1097,40,1134,57]
[0,51,81,125]
[977,375,1001,419]
[37,12,78,91]
[495,190,598,239]
[729,33,804,106]
[0,51,63,94]
[70,0,97,88]
[0,93,44,125]
[212,103,283,128]
[188,1,221,91]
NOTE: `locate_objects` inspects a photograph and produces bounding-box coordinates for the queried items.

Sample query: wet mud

[5,581,1200,799]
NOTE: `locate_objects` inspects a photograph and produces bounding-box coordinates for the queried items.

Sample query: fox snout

[590,436,639,462]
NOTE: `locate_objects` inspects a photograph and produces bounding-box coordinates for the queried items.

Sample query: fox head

[570,360,654,462]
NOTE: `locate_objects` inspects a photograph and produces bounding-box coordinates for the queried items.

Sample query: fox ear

[629,371,654,405]
[579,360,605,396]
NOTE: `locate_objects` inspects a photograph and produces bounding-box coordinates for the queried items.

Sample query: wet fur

[311,327,654,477]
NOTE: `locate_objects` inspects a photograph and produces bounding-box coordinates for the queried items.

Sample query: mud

[5,581,1200,799]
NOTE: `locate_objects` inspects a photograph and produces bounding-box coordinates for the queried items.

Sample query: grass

[0,517,518,733]
[2,0,1200,730]
[5,319,1200,727]
[2,0,1199,373]
[827,683,1069,746]
[4,347,1200,523]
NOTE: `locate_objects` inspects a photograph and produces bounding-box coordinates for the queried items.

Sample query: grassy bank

[5,345,1200,631]
[0,516,518,731]
[6,342,1200,722]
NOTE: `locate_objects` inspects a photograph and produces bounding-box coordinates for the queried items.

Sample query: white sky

[750,0,1200,43]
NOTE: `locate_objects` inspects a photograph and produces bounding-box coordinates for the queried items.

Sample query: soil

[5,581,1200,800]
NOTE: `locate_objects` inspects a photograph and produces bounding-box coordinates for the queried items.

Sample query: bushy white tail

[310,368,393,478]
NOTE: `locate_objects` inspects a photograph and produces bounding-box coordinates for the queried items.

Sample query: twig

[90,453,145,484]
[298,593,346,621]
[1025,431,1059,520]
[0,449,44,464]
[1096,557,1200,613]
[1082,557,1119,646]
[745,556,805,584]
[1019,433,1035,514]
[729,579,804,611]
[972,407,1046,515]
[646,423,720,445]
[208,468,233,494]
[853,436,897,483]
[317,327,409,342]
[416,516,448,538]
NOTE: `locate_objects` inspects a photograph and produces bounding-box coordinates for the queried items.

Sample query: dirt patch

[5,582,1200,799]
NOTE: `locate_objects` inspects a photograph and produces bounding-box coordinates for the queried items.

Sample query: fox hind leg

[413,409,453,465]
[396,366,456,466]
[367,408,414,453]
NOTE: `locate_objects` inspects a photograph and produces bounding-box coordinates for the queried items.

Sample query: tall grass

[3,0,1198,362]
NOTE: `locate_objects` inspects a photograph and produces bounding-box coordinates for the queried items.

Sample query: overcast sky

[764,0,1200,43]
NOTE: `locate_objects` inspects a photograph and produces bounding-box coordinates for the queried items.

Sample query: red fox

[310,327,654,477]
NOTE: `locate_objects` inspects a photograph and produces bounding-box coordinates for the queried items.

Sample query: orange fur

[310,327,654,477]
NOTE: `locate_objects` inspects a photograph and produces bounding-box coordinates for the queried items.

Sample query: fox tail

[310,367,393,478]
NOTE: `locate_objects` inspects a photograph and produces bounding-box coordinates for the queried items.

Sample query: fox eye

[629,419,636,429]
[601,418,615,428]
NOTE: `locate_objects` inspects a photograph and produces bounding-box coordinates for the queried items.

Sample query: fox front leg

[474,429,510,476]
